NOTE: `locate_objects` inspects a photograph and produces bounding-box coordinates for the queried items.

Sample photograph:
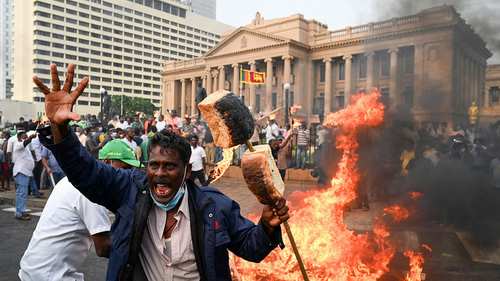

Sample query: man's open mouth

[154,184,172,197]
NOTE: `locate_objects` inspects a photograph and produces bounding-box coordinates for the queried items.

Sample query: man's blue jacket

[41,131,282,281]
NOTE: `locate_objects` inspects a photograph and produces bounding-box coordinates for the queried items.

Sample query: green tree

[110,95,156,117]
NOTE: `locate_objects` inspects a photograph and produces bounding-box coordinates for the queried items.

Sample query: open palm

[32,64,89,125]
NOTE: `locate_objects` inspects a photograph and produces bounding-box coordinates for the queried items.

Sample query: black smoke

[352,106,500,247]
[371,0,500,63]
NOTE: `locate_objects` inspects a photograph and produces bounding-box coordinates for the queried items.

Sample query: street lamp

[100,87,106,122]
[284,82,291,126]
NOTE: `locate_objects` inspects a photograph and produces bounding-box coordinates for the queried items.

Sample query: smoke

[351,106,500,247]
[371,0,500,63]
[407,156,500,247]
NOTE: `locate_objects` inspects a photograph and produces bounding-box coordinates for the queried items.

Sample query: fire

[408,192,423,200]
[384,205,410,222]
[403,247,428,281]
[232,90,429,280]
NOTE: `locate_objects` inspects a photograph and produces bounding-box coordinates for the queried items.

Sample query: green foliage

[110,95,156,116]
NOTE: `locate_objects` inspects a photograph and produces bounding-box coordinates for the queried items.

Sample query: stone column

[343,54,352,107]
[218,65,225,91]
[465,57,470,107]
[414,44,424,110]
[323,57,332,114]
[282,55,293,111]
[283,55,293,84]
[190,77,197,115]
[389,48,399,106]
[265,58,273,112]
[366,51,375,89]
[202,74,207,89]
[481,64,488,107]
[212,70,218,93]
[232,63,239,95]
[206,69,212,94]
[460,53,467,110]
[249,60,256,112]
[470,60,476,104]
[180,78,186,117]
[473,61,479,104]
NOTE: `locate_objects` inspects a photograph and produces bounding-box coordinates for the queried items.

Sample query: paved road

[0,205,108,281]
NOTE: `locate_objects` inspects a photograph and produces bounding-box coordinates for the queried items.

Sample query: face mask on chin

[150,166,187,212]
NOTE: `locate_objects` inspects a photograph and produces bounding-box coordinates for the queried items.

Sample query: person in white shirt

[6,130,18,163]
[155,114,167,132]
[19,139,142,281]
[121,127,138,151]
[13,131,38,220]
[18,177,111,281]
[265,118,280,143]
[189,135,207,186]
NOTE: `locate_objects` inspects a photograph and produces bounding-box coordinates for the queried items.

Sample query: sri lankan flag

[240,69,266,84]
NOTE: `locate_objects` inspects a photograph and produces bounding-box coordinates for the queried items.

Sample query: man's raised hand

[32,64,88,126]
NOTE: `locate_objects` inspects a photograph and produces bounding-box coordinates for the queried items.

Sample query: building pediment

[204,27,288,57]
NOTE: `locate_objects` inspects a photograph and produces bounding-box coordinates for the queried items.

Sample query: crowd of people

[12,63,293,281]
[313,113,500,212]
[4,107,500,217]
[0,110,327,205]
[4,62,500,281]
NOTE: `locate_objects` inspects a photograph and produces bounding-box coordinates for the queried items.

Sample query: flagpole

[239,66,243,99]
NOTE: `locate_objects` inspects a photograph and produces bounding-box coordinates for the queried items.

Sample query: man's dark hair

[147,125,157,133]
[148,130,191,164]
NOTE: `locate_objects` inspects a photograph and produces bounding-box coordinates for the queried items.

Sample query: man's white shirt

[19,177,111,281]
[6,135,17,161]
[265,123,280,142]
[12,141,34,177]
[140,187,199,281]
[156,120,167,132]
[190,146,206,172]
[121,138,138,151]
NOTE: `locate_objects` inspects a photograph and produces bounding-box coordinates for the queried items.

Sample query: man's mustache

[151,178,171,185]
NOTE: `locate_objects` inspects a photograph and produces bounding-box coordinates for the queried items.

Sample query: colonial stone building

[162,5,491,124]
[481,65,500,124]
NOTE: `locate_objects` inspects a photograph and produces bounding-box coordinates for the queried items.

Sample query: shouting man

[34,64,290,281]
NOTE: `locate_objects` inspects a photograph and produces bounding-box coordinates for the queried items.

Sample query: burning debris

[384,205,410,222]
[231,90,429,280]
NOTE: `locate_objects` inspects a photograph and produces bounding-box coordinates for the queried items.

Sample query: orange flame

[403,250,425,281]
[232,90,429,280]
[409,192,423,200]
[384,205,410,222]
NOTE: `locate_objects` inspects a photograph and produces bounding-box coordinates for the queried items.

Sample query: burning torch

[198,90,310,281]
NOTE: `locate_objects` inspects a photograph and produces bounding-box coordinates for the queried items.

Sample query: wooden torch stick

[245,141,310,281]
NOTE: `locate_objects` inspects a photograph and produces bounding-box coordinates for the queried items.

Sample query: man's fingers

[33,76,50,95]
[66,112,81,121]
[62,64,76,93]
[275,205,289,217]
[70,77,89,102]
[279,214,290,222]
[274,198,286,209]
[50,64,61,92]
